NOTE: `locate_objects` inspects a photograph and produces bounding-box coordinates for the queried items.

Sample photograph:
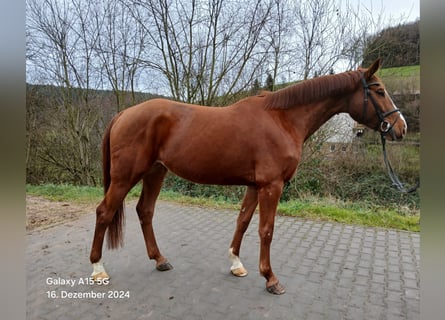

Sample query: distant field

[378,65,420,94]
[379,65,420,77]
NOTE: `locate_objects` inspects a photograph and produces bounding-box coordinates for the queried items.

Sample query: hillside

[362,20,420,68]
[378,65,420,95]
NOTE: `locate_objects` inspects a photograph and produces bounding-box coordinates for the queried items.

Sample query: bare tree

[124,0,273,105]
[93,0,146,111]
[289,0,349,79]
[262,0,293,90]
[27,0,101,185]
[336,0,388,71]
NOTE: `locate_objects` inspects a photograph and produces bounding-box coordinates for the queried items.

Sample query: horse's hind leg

[136,162,173,271]
[90,181,133,280]
[228,186,258,277]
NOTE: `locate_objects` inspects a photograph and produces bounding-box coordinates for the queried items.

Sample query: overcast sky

[350,0,420,26]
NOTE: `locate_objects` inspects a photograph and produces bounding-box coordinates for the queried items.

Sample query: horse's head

[351,59,407,141]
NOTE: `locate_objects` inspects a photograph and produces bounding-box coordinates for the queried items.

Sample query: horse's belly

[158,159,255,186]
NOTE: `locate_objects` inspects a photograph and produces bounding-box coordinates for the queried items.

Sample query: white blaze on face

[386,89,407,131]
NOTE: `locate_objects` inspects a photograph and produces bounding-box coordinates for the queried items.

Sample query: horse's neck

[284,98,349,141]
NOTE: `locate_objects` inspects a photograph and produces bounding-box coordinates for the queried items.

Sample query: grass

[26,184,104,203]
[277,196,419,232]
[26,184,419,232]
[26,183,143,203]
[378,65,420,94]
[379,65,420,78]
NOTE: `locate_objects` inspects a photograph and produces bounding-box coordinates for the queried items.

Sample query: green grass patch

[26,184,104,203]
[26,184,419,232]
[378,65,420,94]
[158,190,240,210]
[379,65,420,78]
[26,183,142,204]
[277,197,419,232]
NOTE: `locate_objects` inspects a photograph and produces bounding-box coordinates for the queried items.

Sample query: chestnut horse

[89,59,406,294]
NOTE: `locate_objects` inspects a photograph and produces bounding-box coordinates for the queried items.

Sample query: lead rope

[380,134,419,193]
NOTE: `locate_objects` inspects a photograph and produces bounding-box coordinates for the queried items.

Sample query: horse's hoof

[91,271,110,282]
[266,281,286,295]
[156,261,173,271]
[230,266,248,277]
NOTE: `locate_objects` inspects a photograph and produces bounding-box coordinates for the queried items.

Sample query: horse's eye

[376,90,385,97]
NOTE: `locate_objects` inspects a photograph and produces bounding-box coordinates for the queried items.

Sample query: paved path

[26,201,419,320]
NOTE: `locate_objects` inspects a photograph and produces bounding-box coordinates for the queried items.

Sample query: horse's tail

[103,114,125,250]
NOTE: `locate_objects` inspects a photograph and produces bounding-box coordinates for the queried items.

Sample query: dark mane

[262,70,361,109]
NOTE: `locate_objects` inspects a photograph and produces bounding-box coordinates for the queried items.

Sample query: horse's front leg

[228,186,258,277]
[258,181,286,294]
[137,164,173,272]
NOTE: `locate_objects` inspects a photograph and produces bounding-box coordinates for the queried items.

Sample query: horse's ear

[364,59,382,80]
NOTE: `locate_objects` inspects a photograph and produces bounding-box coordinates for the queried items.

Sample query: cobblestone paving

[26,201,419,320]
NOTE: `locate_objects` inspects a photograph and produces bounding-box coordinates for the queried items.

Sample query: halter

[360,73,401,138]
[360,73,419,193]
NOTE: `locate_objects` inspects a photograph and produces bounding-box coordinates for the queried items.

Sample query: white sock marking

[91,260,107,277]
[228,248,244,270]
